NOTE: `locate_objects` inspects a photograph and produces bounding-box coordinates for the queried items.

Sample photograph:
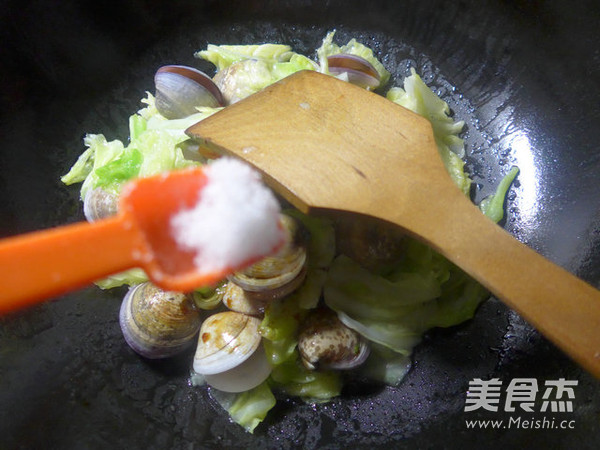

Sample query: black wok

[1,0,599,448]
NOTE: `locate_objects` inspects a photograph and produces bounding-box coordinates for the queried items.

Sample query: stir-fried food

[62,31,518,432]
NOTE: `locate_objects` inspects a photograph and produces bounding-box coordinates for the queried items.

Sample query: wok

[1,0,599,448]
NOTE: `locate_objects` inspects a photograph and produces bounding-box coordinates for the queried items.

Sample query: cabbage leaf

[61,93,218,287]
[480,166,520,223]
[324,239,488,355]
[195,44,316,103]
[269,352,342,401]
[196,43,296,71]
[94,268,148,289]
[387,69,470,194]
[358,342,412,386]
[209,382,276,433]
[260,289,307,366]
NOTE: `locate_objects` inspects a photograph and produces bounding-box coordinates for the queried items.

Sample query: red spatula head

[0,161,284,313]
[119,168,211,289]
[121,164,284,291]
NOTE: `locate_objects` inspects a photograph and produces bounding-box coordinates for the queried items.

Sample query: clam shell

[229,214,308,292]
[223,265,307,312]
[154,65,224,119]
[334,214,406,271]
[119,282,201,359]
[83,187,118,222]
[193,311,262,375]
[213,59,265,105]
[326,339,370,370]
[222,281,269,316]
[298,308,370,370]
[203,343,272,393]
[327,53,382,90]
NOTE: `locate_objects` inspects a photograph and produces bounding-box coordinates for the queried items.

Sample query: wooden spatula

[0,167,279,313]
[187,70,600,378]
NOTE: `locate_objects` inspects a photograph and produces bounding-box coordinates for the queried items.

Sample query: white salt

[170,158,282,273]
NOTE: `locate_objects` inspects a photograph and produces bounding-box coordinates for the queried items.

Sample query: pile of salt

[170,158,283,273]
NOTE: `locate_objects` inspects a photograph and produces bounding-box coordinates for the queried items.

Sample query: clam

[83,187,119,222]
[298,308,370,370]
[334,214,406,272]
[327,53,382,90]
[221,281,269,316]
[119,282,201,359]
[193,311,271,392]
[213,59,267,105]
[228,214,308,296]
[154,65,225,119]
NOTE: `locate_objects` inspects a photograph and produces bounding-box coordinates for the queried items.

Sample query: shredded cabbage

[94,268,148,289]
[62,93,220,287]
[260,284,308,366]
[284,209,336,270]
[358,342,412,387]
[480,166,520,222]
[387,69,471,194]
[324,239,488,355]
[196,44,317,102]
[61,93,212,199]
[196,43,297,71]
[269,353,342,400]
[191,282,227,310]
[260,298,342,402]
[209,381,276,433]
[259,213,342,402]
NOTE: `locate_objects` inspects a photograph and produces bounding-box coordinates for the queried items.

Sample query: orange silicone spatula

[0,167,273,314]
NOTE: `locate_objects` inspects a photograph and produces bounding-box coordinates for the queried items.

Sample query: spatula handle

[0,216,144,313]
[406,191,600,378]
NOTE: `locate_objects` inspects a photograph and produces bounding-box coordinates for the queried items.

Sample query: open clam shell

[154,65,225,119]
[327,53,382,90]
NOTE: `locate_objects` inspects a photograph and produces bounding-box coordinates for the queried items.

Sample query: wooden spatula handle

[0,216,144,313]
[394,188,600,378]
[186,70,600,376]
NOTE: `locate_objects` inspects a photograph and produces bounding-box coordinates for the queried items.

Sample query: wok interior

[1,0,599,448]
